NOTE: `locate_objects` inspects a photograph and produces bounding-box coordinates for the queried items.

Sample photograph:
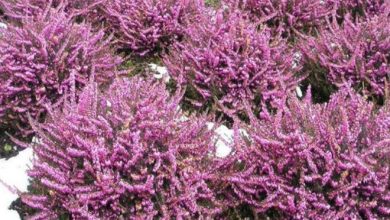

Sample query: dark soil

[9,198,34,220]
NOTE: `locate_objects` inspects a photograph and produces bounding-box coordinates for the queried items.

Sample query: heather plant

[300,14,390,102]
[103,0,204,58]
[337,0,389,19]
[224,0,336,38]
[213,87,390,218]
[21,76,221,219]
[0,9,121,137]
[0,0,104,22]
[0,0,51,20]
[164,9,300,117]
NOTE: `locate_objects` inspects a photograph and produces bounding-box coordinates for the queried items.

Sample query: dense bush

[300,13,390,99]
[0,0,103,22]
[0,0,388,218]
[103,0,204,57]
[338,0,389,18]
[21,77,220,219]
[224,0,389,37]
[213,87,390,218]
[164,9,300,115]
[0,9,121,137]
[223,0,336,37]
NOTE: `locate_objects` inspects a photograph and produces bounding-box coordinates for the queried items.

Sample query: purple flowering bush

[224,0,389,37]
[224,0,336,37]
[300,14,390,99]
[0,0,104,22]
[0,9,121,137]
[0,0,52,21]
[213,87,390,218]
[21,77,220,219]
[0,0,388,218]
[103,0,204,57]
[164,9,300,114]
[338,0,389,18]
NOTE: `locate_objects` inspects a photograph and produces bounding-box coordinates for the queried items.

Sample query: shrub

[21,77,220,219]
[0,9,121,137]
[224,0,389,37]
[300,14,390,100]
[0,0,104,22]
[164,9,300,115]
[213,87,390,218]
[223,0,336,37]
[337,0,389,19]
[103,0,204,57]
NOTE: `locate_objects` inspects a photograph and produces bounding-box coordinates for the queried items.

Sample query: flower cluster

[21,77,220,219]
[0,9,121,137]
[338,0,389,18]
[164,9,299,113]
[224,0,336,36]
[1,0,388,218]
[300,14,390,97]
[103,0,204,57]
[0,0,103,22]
[213,88,390,218]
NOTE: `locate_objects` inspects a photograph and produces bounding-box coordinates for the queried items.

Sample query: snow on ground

[0,148,33,220]
[0,22,7,29]
[149,63,170,83]
[296,86,303,98]
[207,123,234,158]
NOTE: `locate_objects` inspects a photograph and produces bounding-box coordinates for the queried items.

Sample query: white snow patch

[208,123,234,158]
[292,52,302,69]
[0,148,33,220]
[148,63,170,83]
[296,86,303,98]
[207,123,249,158]
[0,22,7,29]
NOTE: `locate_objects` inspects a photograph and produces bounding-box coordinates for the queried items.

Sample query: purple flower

[21,76,220,219]
[300,13,390,97]
[164,9,300,114]
[224,0,336,36]
[0,9,121,137]
[338,0,389,18]
[0,0,104,23]
[213,87,390,218]
[103,0,204,57]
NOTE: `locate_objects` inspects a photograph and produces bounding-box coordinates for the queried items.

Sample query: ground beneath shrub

[9,198,33,220]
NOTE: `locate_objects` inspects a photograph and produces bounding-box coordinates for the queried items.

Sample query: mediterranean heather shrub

[337,0,389,19]
[0,0,51,20]
[224,0,336,37]
[164,9,299,115]
[213,87,390,218]
[0,0,104,22]
[21,77,220,219]
[0,10,121,137]
[300,14,390,100]
[103,0,204,57]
